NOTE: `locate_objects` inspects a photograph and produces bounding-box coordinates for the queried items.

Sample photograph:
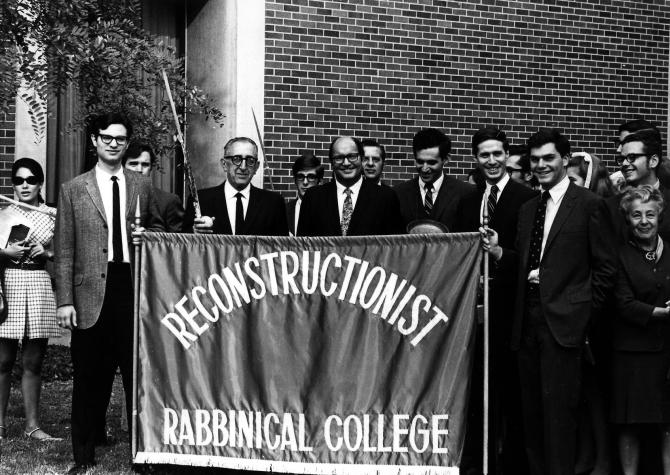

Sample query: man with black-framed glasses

[607,129,670,243]
[288,152,323,235]
[297,136,403,236]
[182,136,288,236]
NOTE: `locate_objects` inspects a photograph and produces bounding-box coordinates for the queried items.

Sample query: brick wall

[264,0,669,195]
[0,111,15,198]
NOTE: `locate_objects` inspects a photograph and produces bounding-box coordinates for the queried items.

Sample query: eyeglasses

[295,173,319,183]
[12,176,40,186]
[615,153,648,166]
[224,155,258,167]
[331,153,361,164]
[98,134,128,146]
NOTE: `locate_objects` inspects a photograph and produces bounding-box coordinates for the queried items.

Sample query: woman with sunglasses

[0,158,61,441]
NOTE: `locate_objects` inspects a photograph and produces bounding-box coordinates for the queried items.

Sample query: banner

[134,232,481,474]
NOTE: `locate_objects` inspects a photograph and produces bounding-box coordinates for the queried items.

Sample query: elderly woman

[0,158,61,441]
[613,185,670,474]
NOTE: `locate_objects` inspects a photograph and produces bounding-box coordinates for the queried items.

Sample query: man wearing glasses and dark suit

[297,136,403,237]
[287,152,323,236]
[182,137,289,236]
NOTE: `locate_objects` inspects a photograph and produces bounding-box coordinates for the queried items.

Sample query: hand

[56,305,77,330]
[478,226,503,261]
[2,241,29,261]
[28,242,46,259]
[194,216,215,234]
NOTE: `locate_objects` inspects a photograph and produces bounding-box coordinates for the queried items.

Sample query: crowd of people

[0,111,667,475]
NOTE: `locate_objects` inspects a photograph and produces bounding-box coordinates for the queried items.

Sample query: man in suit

[459,127,536,475]
[182,137,288,236]
[485,129,616,475]
[54,113,161,473]
[361,138,386,185]
[297,136,403,236]
[507,144,533,188]
[393,128,475,232]
[287,152,323,235]
[607,129,670,242]
[123,141,184,232]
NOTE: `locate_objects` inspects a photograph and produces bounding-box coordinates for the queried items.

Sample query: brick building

[5,0,670,201]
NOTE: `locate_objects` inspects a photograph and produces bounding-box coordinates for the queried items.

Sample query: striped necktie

[424,183,434,216]
[487,184,498,220]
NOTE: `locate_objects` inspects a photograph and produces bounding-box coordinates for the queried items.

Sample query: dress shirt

[527,175,570,282]
[95,165,129,263]
[224,181,251,235]
[294,197,302,236]
[479,173,510,224]
[419,174,444,203]
[336,177,363,220]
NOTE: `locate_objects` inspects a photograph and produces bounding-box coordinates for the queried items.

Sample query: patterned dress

[1,204,61,339]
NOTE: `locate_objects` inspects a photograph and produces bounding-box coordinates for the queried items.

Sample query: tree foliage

[0,0,224,159]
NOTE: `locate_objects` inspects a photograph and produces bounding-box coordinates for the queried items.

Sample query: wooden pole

[482,194,491,475]
[251,107,276,191]
[131,199,142,459]
[0,194,56,217]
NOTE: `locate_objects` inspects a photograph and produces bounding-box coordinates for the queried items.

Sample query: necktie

[527,191,550,271]
[235,192,244,235]
[424,183,434,216]
[341,188,353,236]
[487,184,498,220]
[111,176,123,263]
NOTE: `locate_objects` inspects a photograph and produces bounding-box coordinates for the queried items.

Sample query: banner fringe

[133,452,459,474]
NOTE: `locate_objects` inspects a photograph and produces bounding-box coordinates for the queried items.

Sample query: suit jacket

[614,241,670,352]
[182,182,289,236]
[606,186,670,244]
[297,179,403,236]
[393,176,476,232]
[153,186,184,233]
[54,169,161,329]
[286,197,298,236]
[510,183,617,349]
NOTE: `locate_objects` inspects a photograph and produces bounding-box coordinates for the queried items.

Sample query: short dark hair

[291,151,324,178]
[527,128,570,157]
[508,144,530,172]
[90,112,133,139]
[621,129,663,159]
[412,128,451,159]
[361,138,386,161]
[328,136,365,160]
[12,157,45,203]
[618,119,659,135]
[123,141,156,166]
[471,127,509,156]
[223,137,258,157]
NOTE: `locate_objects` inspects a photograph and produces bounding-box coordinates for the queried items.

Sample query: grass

[0,346,252,475]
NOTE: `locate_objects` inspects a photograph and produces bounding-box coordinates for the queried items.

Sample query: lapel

[432,174,451,219]
[348,179,371,233]
[409,177,424,216]
[327,181,342,235]
[543,182,578,257]
[214,183,233,235]
[243,186,263,234]
[518,194,539,269]
[125,172,138,220]
[84,168,106,223]
[490,180,516,228]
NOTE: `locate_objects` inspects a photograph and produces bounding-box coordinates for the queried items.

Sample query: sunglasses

[12,176,40,186]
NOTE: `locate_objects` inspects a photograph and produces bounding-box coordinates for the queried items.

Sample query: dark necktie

[527,191,550,271]
[487,184,498,220]
[424,183,434,216]
[341,188,353,236]
[111,176,123,263]
[235,192,244,235]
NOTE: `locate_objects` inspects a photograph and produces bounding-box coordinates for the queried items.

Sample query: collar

[335,176,363,195]
[485,173,509,194]
[653,179,661,190]
[224,181,251,200]
[544,175,570,203]
[95,163,124,181]
[420,174,444,192]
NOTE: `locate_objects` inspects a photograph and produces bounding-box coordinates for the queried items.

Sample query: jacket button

[102,248,107,253]
[103,224,108,229]
[101,273,106,278]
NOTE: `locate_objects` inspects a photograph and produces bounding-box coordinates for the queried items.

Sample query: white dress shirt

[95,165,129,263]
[294,197,302,236]
[479,173,510,224]
[224,181,251,235]
[527,175,570,282]
[336,177,363,220]
[419,174,444,203]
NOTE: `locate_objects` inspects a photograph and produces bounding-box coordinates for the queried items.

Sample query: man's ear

[219,158,228,174]
[90,134,97,148]
[649,154,660,171]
